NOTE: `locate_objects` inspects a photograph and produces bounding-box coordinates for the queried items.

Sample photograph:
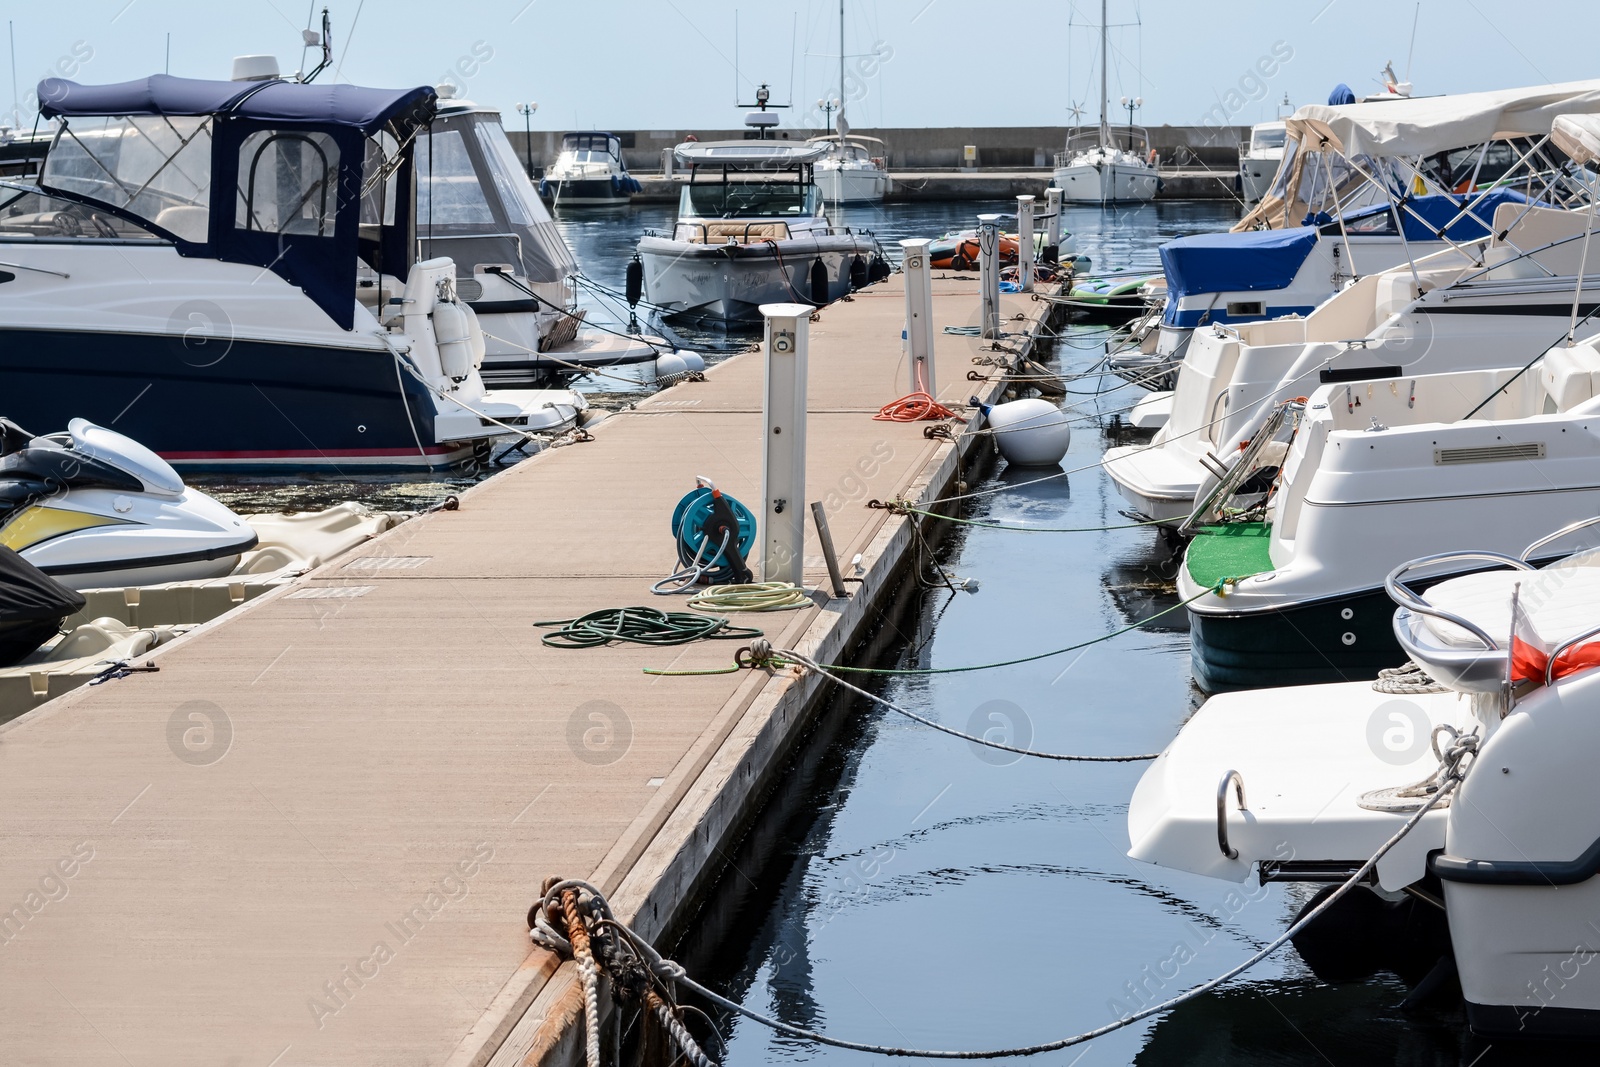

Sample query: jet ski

[0,418,258,590]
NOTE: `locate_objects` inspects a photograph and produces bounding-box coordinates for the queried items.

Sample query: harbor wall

[509,124,1251,172]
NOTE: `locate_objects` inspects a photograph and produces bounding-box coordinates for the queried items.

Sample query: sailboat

[809,2,891,205]
[1050,0,1159,205]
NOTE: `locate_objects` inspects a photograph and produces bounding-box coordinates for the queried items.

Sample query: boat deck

[0,275,1059,1065]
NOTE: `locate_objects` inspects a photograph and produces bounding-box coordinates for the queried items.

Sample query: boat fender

[1289,883,1451,986]
[849,255,868,291]
[460,300,487,368]
[433,301,474,382]
[809,259,830,305]
[677,351,706,373]
[610,174,621,193]
[625,255,645,307]
[538,179,551,199]
[1041,243,1059,266]
[655,352,694,385]
[869,255,891,283]
[974,397,1071,467]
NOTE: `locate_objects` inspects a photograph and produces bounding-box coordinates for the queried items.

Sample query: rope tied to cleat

[536,608,762,649]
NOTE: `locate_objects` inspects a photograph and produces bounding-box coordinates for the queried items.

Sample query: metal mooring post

[760,303,811,586]
[1044,187,1063,264]
[977,212,1002,340]
[1016,194,1036,293]
[899,238,937,397]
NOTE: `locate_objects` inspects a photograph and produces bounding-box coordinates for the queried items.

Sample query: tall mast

[838,0,845,133]
[1098,0,1109,145]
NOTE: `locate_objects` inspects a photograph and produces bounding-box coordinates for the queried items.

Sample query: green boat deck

[1185,521,1275,587]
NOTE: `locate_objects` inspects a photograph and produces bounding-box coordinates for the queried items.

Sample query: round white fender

[433,301,473,382]
[987,398,1071,467]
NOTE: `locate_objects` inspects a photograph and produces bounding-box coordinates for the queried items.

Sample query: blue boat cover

[1328,84,1356,106]
[1160,226,1320,301]
[1329,188,1537,241]
[37,75,433,136]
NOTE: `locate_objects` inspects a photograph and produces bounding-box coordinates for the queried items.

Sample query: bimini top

[1287,78,1600,159]
[1554,113,1600,165]
[675,140,828,167]
[37,74,433,136]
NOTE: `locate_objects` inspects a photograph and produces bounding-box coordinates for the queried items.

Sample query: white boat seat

[152,204,208,242]
[1540,341,1600,411]
[1421,566,1600,650]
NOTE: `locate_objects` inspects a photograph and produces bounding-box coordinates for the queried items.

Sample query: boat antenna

[837,0,845,134]
[788,11,798,114]
[733,10,739,105]
[299,8,333,84]
[1098,0,1109,147]
[1404,2,1421,83]
[7,21,18,130]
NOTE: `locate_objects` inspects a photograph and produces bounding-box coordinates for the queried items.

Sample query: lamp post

[515,101,538,178]
[1119,95,1142,142]
[817,96,839,133]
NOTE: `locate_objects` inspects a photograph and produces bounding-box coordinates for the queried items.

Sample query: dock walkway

[0,274,1057,1066]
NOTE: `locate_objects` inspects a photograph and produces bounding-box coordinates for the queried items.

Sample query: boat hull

[637,234,877,324]
[815,166,891,204]
[1052,161,1159,204]
[1188,585,1406,692]
[0,326,472,470]
[544,177,631,206]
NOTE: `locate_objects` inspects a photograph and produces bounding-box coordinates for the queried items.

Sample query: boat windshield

[1250,126,1287,152]
[0,186,162,240]
[560,133,620,163]
[40,115,213,242]
[679,181,819,218]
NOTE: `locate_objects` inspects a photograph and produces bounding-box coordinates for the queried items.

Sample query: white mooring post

[1044,187,1063,262]
[977,212,1002,340]
[1016,194,1036,293]
[760,303,811,586]
[899,238,937,397]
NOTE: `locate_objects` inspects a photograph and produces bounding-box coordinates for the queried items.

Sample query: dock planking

[0,273,1059,1066]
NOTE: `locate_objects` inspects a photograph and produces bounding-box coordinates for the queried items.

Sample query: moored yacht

[1050,0,1159,205]
[809,134,892,204]
[539,131,641,207]
[1131,531,1600,1037]
[1237,119,1286,204]
[0,71,585,469]
[636,137,888,325]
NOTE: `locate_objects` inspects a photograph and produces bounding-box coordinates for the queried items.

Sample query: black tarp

[0,545,85,666]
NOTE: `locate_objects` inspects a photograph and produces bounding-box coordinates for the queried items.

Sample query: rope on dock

[685,583,812,613]
[535,608,763,649]
[561,888,604,1067]
[533,742,1473,1057]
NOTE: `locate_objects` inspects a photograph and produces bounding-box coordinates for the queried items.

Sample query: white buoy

[985,398,1071,466]
[677,350,706,372]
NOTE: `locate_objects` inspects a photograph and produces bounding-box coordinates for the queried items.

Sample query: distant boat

[1237,120,1286,204]
[1050,0,1159,205]
[540,132,641,206]
[809,134,892,204]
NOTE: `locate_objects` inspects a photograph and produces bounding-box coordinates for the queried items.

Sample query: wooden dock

[0,274,1059,1065]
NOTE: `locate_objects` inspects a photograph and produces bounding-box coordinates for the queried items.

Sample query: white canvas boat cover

[675,140,828,166]
[1553,113,1600,165]
[1286,79,1600,158]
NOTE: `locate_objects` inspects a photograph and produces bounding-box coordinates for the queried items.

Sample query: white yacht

[0,69,585,469]
[636,138,887,325]
[1050,0,1159,205]
[1237,120,1286,204]
[809,134,892,204]
[1132,528,1600,1037]
[539,132,641,207]
[1104,84,1600,522]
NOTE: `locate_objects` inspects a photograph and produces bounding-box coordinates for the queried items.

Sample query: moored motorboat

[636,138,887,326]
[1131,533,1600,1037]
[0,70,586,468]
[1237,119,1286,204]
[539,132,642,207]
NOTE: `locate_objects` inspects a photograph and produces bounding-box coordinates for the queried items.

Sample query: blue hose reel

[670,484,756,585]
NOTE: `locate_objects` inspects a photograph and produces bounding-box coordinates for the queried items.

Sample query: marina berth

[0,72,587,468]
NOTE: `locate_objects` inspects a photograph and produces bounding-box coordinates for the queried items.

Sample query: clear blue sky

[5,0,1595,133]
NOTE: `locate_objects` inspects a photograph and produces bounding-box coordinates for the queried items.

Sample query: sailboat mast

[838,0,845,131]
[1099,0,1110,145]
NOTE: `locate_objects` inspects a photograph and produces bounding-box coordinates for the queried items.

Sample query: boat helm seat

[1539,341,1600,412]
[1392,557,1600,692]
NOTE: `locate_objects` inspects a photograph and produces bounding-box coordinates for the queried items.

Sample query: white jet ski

[0,418,258,590]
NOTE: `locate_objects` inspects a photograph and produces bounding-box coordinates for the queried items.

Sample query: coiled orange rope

[873,391,965,422]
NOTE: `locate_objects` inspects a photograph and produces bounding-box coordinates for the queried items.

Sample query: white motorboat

[422,94,663,383]
[539,131,642,207]
[809,135,892,204]
[1050,0,1159,205]
[0,418,257,592]
[0,68,586,469]
[1237,120,1286,204]
[1104,87,1600,523]
[636,138,888,325]
[1131,532,1600,1037]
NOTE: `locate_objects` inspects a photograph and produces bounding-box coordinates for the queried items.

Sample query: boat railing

[675,220,794,244]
